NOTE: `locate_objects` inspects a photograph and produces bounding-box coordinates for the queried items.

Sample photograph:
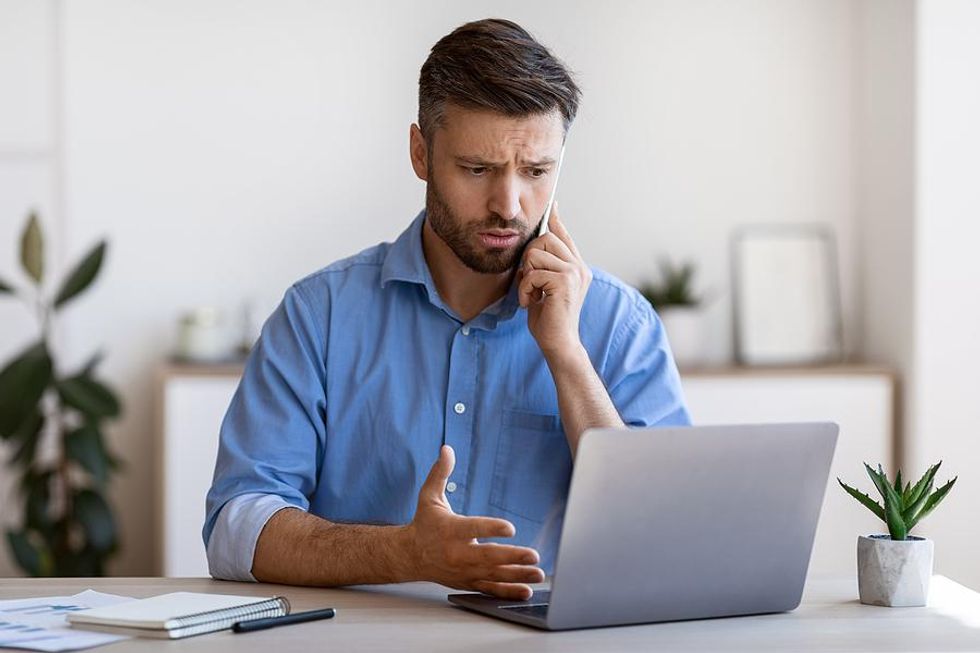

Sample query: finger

[420,445,455,499]
[471,542,540,566]
[518,269,563,307]
[524,246,573,273]
[541,232,575,261]
[472,581,535,601]
[523,231,574,265]
[455,515,516,539]
[548,201,583,260]
[482,564,546,584]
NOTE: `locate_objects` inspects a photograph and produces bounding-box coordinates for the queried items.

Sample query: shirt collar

[380,209,522,328]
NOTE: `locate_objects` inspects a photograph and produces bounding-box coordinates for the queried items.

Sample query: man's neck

[421,219,514,323]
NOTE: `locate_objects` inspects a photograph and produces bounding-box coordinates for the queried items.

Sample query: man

[204,18,689,601]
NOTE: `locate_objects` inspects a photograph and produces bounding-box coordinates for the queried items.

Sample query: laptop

[449,422,838,630]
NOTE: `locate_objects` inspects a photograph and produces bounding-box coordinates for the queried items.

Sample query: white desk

[2,576,979,651]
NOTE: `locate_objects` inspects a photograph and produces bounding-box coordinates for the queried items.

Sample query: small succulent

[838,462,956,541]
[639,259,701,310]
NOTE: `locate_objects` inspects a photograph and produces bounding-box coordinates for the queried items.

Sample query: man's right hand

[402,445,545,600]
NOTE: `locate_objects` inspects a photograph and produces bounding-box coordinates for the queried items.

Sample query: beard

[425,176,538,275]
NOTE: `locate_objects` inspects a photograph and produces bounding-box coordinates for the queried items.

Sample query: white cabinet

[155,365,242,577]
[681,366,895,579]
[156,364,895,580]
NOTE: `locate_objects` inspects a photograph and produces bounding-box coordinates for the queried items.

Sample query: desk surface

[2,576,979,652]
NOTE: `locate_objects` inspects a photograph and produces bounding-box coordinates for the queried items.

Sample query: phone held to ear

[538,144,566,237]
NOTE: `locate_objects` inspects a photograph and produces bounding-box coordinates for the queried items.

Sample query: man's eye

[466,166,488,176]
[528,168,547,178]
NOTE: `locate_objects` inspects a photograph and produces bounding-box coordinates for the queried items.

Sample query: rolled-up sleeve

[203,283,328,580]
[604,293,691,427]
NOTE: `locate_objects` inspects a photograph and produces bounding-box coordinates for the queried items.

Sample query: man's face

[416,105,565,274]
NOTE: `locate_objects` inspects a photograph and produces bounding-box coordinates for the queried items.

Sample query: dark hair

[418,18,581,141]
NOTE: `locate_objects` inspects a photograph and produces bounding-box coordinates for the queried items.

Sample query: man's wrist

[542,340,591,374]
[390,524,421,582]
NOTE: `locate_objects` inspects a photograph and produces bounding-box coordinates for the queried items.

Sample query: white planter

[658,306,708,368]
[857,535,934,607]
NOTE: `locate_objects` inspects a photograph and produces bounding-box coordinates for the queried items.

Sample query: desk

[2,576,979,652]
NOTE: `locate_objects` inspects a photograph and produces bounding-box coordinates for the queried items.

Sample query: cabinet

[155,364,242,576]
[156,364,895,579]
[681,366,896,579]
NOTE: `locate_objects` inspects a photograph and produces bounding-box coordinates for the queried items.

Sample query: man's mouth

[479,230,521,249]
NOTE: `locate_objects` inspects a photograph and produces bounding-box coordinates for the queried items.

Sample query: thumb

[421,445,455,498]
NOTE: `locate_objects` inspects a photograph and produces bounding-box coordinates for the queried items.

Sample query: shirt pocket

[489,408,573,523]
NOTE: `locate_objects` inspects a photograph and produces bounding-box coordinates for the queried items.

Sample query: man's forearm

[252,507,417,586]
[546,342,625,457]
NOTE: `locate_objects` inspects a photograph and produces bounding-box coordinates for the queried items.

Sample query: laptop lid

[544,422,838,630]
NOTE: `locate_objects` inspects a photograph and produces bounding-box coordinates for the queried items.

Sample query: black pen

[232,607,337,633]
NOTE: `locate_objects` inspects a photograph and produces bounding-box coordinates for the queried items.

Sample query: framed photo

[731,225,843,366]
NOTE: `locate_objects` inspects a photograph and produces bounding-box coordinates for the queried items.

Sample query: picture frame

[731,225,843,366]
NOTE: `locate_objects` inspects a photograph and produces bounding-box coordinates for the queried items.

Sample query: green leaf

[65,425,109,485]
[24,471,54,533]
[74,489,116,552]
[838,478,885,520]
[894,470,903,505]
[907,477,957,531]
[20,212,44,284]
[9,410,44,465]
[906,462,942,509]
[54,241,106,308]
[78,350,105,377]
[57,373,121,419]
[902,480,913,505]
[882,478,908,540]
[901,479,933,526]
[863,462,890,503]
[0,276,14,294]
[0,341,52,437]
[6,529,52,577]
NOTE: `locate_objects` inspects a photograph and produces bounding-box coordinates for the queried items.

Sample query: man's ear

[409,124,429,181]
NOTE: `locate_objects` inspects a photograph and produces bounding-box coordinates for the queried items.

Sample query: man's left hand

[518,202,592,359]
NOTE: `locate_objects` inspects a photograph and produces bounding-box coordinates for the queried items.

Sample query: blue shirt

[203,210,690,580]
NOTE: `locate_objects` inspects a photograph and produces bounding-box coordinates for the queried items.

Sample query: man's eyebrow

[454,155,502,166]
[454,155,557,167]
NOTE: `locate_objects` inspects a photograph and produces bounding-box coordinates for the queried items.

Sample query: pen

[232,607,336,633]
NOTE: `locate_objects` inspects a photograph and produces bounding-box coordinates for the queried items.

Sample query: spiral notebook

[66,592,290,639]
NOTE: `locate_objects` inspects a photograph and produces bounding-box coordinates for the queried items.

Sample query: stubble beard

[425,175,537,275]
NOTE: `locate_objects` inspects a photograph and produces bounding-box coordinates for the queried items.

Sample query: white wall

[3,0,862,576]
[912,0,980,590]
[855,0,915,457]
[0,0,60,576]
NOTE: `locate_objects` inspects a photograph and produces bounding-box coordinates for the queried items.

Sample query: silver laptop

[449,422,838,630]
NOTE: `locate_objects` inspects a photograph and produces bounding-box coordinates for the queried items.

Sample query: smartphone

[538,144,566,237]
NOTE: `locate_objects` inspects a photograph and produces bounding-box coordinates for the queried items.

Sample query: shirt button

[446,481,458,493]
[461,326,471,336]
[454,402,466,415]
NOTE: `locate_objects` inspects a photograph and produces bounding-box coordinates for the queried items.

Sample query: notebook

[66,592,290,639]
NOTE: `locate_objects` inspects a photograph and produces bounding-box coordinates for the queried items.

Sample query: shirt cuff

[205,493,297,582]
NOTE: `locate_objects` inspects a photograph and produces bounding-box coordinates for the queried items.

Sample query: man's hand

[518,202,592,360]
[403,445,544,600]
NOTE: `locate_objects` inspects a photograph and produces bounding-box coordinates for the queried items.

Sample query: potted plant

[0,211,122,576]
[838,462,956,606]
[639,258,706,368]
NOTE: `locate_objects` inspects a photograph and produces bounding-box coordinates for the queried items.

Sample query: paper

[0,590,133,652]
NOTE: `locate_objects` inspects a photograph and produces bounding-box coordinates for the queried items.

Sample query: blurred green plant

[639,259,702,310]
[0,211,121,576]
[838,462,956,541]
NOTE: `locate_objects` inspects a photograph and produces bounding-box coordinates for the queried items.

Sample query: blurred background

[1,0,977,588]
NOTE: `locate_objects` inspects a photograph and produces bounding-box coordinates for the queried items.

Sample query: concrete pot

[857,535,933,607]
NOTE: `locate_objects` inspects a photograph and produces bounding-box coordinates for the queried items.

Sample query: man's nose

[486,173,522,221]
